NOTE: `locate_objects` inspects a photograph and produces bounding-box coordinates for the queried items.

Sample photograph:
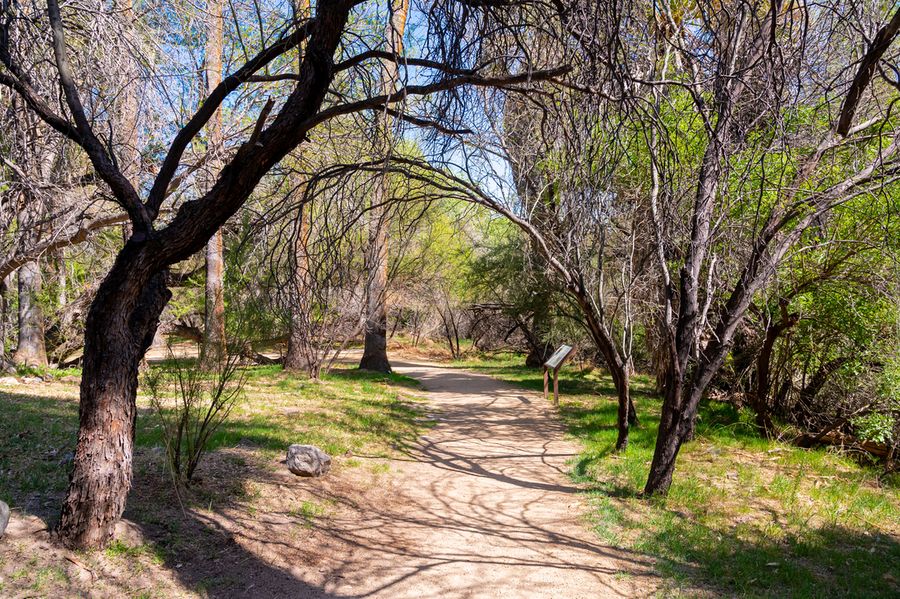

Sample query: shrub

[144,348,246,484]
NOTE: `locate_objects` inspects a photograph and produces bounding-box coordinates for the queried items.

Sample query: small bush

[144,348,246,484]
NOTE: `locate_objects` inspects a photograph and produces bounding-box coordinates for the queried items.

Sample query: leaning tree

[0,0,569,548]
[614,0,900,495]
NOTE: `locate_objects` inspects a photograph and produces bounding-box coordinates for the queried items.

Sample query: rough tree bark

[644,88,733,495]
[284,203,312,372]
[11,118,55,369]
[115,0,139,243]
[13,183,51,369]
[360,202,392,371]
[56,251,170,548]
[204,229,226,361]
[202,0,227,365]
[359,0,409,373]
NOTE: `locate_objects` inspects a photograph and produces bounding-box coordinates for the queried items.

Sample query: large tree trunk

[12,135,53,369]
[359,0,409,374]
[643,372,692,496]
[13,260,48,368]
[56,248,170,548]
[644,323,736,496]
[284,0,313,374]
[643,304,784,495]
[360,209,392,372]
[57,253,67,307]
[284,204,312,373]
[284,324,308,372]
[115,0,140,244]
[204,229,226,362]
[202,0,226,365]
[52,0,352,549]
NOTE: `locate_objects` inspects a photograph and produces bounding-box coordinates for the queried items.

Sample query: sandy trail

[2,357,657,598]
[312,360,657,598]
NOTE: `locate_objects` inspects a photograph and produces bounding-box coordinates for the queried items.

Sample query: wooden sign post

[543,344,574,406]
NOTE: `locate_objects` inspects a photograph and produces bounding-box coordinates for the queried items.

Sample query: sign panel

[544,344,573,370]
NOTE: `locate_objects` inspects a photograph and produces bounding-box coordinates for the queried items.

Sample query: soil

[314,360,659,598]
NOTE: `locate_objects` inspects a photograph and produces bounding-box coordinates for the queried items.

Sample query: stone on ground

[0,500,9,537]
[286,444,332,477]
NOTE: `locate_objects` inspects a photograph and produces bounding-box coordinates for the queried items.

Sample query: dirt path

[312,360,658,598]
[1,360,658,598]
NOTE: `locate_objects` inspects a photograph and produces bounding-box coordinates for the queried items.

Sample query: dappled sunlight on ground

[0,359,660,597]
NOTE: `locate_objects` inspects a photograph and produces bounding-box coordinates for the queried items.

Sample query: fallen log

[795,430,891,459]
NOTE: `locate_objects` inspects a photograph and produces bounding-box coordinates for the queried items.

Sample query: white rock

[0,377,19,385]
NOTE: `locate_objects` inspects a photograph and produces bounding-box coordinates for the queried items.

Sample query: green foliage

[468,224,551,309]
[854,359,900,444]
[853,413,895,445]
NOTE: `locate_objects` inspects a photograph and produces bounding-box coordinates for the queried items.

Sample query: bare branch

[0,213,131,282]
[837,7,900,136]
[46,0,148,232]
[144,20,315,219]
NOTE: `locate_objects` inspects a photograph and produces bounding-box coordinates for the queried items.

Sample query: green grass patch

[288,498,335,527]
[137,365,427,459]
[0,364,428,510]
[105,539,167,565]
[455,352,900,598]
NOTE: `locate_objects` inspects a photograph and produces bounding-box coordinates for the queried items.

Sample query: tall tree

[358,0,409,373]
[114,0,139,242]
[11,117,55,368]
[500,91,641,449]
[283,201,313,371]
[13,258,47,367]
[284,0,313,373]
[202,0,226,364]
[640,2,900,496]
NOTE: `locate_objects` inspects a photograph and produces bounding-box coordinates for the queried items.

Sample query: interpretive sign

[543,344,574,405]
[544,344,573,370]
